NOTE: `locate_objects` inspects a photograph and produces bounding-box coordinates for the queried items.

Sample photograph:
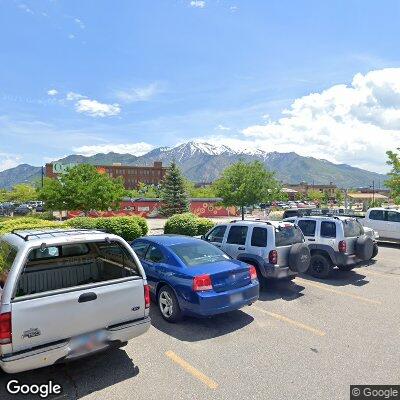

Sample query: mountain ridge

[0,141,387,189]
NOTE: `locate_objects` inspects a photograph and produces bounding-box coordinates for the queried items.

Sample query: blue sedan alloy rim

[159,291,173,318]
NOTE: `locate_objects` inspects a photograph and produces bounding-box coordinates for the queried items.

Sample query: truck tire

[355,236,374,261]
[289,243,311,273]
[307,254,333,278]
[372,243,379,259]
[158,286,182,323]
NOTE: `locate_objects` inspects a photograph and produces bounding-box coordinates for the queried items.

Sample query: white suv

[0,229,151,373]
[361,207,400,243]
[202,220,311,286]
[283,216,379,278]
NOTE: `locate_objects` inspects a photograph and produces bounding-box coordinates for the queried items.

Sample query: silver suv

[283,216,379,278]
[0,229,150,373]
[202,220,311,286]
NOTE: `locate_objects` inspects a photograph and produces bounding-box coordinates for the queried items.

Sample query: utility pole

[41,166,44,188]
[372,180,375,205]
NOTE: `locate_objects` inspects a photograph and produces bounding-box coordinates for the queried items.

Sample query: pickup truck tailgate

[11,278,145,353]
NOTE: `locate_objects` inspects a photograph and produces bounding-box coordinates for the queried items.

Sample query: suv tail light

[193,275,213,291]
[249,265,257,280]
[0,312,12,345]
[338,240,347,253]
[144,284,150,309]
[269,250,278,265]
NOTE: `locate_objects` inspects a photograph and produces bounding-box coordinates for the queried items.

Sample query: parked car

[202,220,311,286]
[13,204,31,216]
[0,228,151,373]
[360,207,400,243]
[131,235,259,322]
[283,216,379,278]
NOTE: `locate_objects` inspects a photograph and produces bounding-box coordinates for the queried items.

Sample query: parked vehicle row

[0,201,45,216]
[0,213,385,374]
[360,207,400,243]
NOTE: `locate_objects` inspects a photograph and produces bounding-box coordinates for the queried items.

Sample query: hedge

[164,213,215,236]
[66,216,148,242]
[0,217,61,235]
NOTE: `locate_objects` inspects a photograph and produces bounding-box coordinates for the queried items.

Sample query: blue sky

[1,0,400,173]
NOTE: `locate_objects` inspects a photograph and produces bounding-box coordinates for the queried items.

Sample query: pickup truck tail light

[193,274,213,291]
[338,240,347,253]
[0,312,12,345]
[249,265,257,280]
[269,250,278,265]
[144,284,150,309]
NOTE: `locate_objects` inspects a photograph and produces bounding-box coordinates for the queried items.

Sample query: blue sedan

[131,235,259,322]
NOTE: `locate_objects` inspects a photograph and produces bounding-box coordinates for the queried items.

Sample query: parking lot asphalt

[1,243,399,400]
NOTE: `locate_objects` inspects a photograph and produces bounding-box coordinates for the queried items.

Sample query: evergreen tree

[160,161,189,216]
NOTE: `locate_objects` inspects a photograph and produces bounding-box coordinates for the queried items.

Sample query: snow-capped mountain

[0,140,386,189]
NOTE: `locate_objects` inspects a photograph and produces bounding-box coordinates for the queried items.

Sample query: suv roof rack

[230,219,272,225]
[11,228,107,242]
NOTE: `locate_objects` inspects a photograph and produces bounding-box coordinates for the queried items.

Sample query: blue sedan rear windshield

[170,242,230,267]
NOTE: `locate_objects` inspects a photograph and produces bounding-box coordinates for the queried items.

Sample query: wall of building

[45,161,166,189]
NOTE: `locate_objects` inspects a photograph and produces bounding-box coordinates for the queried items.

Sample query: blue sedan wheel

[158,286,182,323]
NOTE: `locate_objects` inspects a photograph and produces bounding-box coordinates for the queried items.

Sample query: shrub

[164,213,215,236]
[66,216,145,242]
[0,217,61,235]
[195,217,215,236]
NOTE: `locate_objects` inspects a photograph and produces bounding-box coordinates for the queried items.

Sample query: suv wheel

[372,243,379,259]
[307,254,333,279]
[158,286,182,323]
[337,265,354,272]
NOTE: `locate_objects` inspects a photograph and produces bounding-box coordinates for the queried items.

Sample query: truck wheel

[158,286,182,323]
[372,243,379,259]
[307,254,333,279]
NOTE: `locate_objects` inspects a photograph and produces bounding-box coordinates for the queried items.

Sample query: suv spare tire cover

[355,236,374,260]
[288,243,311,273]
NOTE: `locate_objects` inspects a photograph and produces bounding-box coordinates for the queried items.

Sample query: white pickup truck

[360,207,400,243]
[0,229,151,373]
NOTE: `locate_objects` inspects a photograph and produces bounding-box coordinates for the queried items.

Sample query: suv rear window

[275,226,303,247]
[227,226,248,245]
[16,241,140,298]
[321,221,336,238]
[297,220,316,237]
[251,227,268,247]
[343,220,363,237]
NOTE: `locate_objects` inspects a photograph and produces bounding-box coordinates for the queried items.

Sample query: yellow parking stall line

[251,306,326,337]
[359,269,400,279]
[165,350,219,390]
[295,278,382,305]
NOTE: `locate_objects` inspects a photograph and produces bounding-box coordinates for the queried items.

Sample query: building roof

[348,193,389,200]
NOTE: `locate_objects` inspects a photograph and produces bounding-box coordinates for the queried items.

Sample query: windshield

[170,241,230,267]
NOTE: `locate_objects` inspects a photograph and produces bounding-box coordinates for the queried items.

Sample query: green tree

[213,160,280,220]
[39,164,125,214]
[128,182,160,198]
[185,180,216,198]
[307,189,324,203]
[334,189,344,204]
[386,148,400,204]
[7,184,38,202]
[160,161,189,216]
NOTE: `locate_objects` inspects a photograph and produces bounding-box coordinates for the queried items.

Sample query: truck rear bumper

[0,317,151,374]
[262,264,297,279]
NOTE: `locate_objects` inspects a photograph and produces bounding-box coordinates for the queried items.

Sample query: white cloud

[66,92,85,101]
[216,124,231,131]
[115,83,162,103]
[0,153,21,172]
[47,89,58,96]
[74,142,154,156]
[230,6,238,12]
[190,1,206,8]
[18,4,34,14]
[229,68,400,173]
[74,18,85,29]
[68,34,75,40]
[75,99,121,117]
